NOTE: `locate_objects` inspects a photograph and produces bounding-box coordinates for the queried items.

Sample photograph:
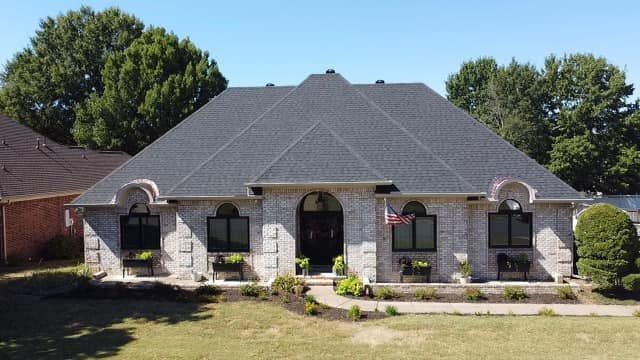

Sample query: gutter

[375,192,486,198]
[0,191,83,203]
[156,195,264,201]
[244,180,393,188]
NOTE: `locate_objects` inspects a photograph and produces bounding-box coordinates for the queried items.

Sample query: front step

[303,278,336,286]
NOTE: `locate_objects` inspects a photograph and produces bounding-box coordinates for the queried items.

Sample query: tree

[575,204,638,289]
[73,27,227,154]
[446,54,640,194]
[0,6,144,144]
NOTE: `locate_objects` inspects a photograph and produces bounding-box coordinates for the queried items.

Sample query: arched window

[120,203,160,250]
[392,201,437,251]
[208,203,249,252]
[489,199,532,248]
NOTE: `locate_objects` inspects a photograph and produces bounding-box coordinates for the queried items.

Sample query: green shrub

[304,302,317,316]
[335,275,364,297]
[633,310,640,318]
[272,274,305,294]
[240,282,262,297]
[575,204,638,289]
[412,260,431,270]
[332,255,345,275]
[225,253,244,264]
[43,235,83,260]
[622,273,640,293]
[194,285,221,296]
[414,288,438,300]
[304,294,317,304]
[503,286,527,301]
[347,304,361,321]
[385,305,399,316]
[538,308,558,316]
[556,286,576,300]
[463,287,483,301]
[459,260,472,277]
[136,251,154,261]
[374,287,399,300]
[295,256,310,272]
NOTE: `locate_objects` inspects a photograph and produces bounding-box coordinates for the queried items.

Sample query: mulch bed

[56,283,386,322]
[359,292,582,304]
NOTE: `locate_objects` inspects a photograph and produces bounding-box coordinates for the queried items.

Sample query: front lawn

[1,298,639,359]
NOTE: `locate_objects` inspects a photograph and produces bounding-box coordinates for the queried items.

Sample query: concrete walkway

[308,286,640,317]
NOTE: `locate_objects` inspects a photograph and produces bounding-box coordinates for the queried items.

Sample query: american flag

[385,203,415,225]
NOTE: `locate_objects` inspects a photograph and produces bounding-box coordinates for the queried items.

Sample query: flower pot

[516,261,530,273]
[459,276,471,284]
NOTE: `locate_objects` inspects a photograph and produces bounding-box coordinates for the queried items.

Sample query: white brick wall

[83,183,574,283]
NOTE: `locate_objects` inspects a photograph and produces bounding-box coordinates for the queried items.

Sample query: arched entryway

[298,192,343,267]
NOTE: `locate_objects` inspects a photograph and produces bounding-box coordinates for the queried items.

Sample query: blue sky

[1,0,639,96]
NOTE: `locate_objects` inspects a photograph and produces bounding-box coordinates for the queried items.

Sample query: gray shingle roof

[73,72,582,204]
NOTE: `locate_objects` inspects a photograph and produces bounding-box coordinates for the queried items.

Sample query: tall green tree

[74,27,227,154]
[0,6,144,144]
[446,54,639,194]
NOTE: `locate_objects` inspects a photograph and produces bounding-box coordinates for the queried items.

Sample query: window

[120,204,160,250]
[392,201,437,251]
[207,203,249,252]
[489,199,532,248]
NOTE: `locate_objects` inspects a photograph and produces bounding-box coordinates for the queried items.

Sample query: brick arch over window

[488,177,537,204]
[112,179,159,206]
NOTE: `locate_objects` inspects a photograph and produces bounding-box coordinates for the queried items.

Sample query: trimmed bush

[304,302,317,316]
[622,273,640,293]
[414,288,438,300]
[335,275,364,297]
[304,294,317,304]
[556,286,576,300]
[194,285,221,296]
[575,204,638,289]
[385,305,399,316]
[503,286,527,301]
[240,282,262,297]
[374,287,399,300]
[272,274,305,294]
[347,304,361,321]
[43,235,83,260]
[463,287,483,301]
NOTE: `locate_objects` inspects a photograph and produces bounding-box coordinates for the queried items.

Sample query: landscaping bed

[355,291,582,304]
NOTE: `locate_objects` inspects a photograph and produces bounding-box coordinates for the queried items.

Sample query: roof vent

[325,69,335,74]
[375,80,385,84]
[265,83,274,87]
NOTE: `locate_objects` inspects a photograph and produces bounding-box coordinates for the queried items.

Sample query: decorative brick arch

[488,176,537,204]
[112,179,159,205]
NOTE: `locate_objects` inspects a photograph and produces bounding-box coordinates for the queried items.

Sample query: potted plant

[211,253,245,281]
[332,255,346,276]
[122,251,154,277]
[399,257,413,276]
[225,253,244,264]
[515,254,530,273]
[459,259,472,284]
[295,256,311,277]
[399,257,431,283]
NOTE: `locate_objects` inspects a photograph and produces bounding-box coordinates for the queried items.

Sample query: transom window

[120,204,160,250]
[207,203,249,252]
[392,201,437,251]
[489,199,532,248]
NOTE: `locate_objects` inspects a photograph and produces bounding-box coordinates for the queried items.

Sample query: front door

[300,212,343,265]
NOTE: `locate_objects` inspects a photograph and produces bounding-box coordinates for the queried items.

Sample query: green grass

[1,298,640,359]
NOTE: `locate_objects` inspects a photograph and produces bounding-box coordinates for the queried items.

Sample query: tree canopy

[0,6,226,154]
[446,54,640,194]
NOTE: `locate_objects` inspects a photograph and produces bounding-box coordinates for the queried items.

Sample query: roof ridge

[166,80,304,195]
[347,78,477,192]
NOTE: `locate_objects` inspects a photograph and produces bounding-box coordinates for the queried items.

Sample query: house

[0,114,129,263]
[72,71,585,282]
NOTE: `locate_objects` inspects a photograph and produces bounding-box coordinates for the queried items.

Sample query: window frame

[488,200,533,248]
[120,213,161,250]
[392,202,437,252]
[206,204,250,252]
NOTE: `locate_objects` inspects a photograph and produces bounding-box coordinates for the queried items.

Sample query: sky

[1,0,639,96]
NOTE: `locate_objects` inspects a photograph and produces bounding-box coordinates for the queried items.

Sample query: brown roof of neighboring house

[0,113,130,201]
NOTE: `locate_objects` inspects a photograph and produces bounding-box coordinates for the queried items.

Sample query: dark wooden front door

[300,212,343,265]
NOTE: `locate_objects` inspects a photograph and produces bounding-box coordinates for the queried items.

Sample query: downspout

[2,205,7,264]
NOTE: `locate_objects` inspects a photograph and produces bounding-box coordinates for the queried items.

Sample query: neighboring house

[0,114,129,263]
[72,71,585,282]
[575,195,640,236]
